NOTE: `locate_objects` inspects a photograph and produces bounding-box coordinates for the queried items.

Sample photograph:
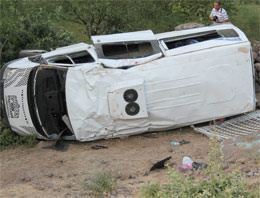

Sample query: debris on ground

[171,139,190,146]
[194,110,260,140]
[142,133,158,138]
[176,156,208,172]
[91,145,108,150]
[150,156,172,171]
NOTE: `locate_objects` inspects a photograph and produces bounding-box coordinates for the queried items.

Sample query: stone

[35,185,45,191]
[253,51,258,61]
[46,173,54,178]
[255,63,260,72]
[21,176,31,182]
[65,183,72,188]
[128,175,136,179]
[258,50,260,56]
[79,192,88,196]
[175,23,205,31]
[256,56,260,63]
[246,171,254,177]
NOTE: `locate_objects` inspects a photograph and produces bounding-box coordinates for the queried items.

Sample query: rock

[101,160,107,164]
[44,182,54,189]
[46,173,54,178]
[64,192,72,197]
[175,23,204,31]
[35,185,45,191]
[246,171,254,177]
[21,176,31,182]
[253,51,258,61]
[255,63,260,72]
[65,183,73,188]
[258,50,260,56]
[79,192,88,196]
[128,175,136,179]
[256,56,260,63]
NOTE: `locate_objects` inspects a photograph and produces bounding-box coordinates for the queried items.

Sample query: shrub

[0,128,37,150]
[84,171,117,195]
[139,137,259,198]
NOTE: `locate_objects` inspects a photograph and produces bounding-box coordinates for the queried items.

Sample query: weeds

[0,128,37,150]
[140,136,259,198]
[84,171,117,195]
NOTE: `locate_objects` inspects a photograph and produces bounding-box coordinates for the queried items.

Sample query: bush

[139,137,259,198]
[0,1,75,66]
[0,128,37,150]
[84,171,117,195]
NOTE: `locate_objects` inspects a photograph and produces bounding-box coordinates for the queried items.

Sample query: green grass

[57,20,91,43]
[84,171,117,195]
[0,128,38,150]
[231,4,260,42]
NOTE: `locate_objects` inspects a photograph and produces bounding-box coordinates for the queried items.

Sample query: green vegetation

[232,4,260,42]
[139,137,259,198]
[0,128,37,150]
[84,171,117,195]
[0,0,75,66]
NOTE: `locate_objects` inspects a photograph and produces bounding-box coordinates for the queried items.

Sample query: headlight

[3,67,17,80]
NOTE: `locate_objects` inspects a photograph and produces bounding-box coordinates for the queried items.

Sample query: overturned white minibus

[0,23,256,141]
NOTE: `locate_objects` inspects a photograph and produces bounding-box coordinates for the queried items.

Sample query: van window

[162,29,239,50]
[102,42,154,59]
[48,51,95,65]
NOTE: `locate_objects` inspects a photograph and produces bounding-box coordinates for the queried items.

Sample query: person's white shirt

[209,8,228,22]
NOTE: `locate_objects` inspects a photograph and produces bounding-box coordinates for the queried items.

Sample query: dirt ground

[0,126,259,198]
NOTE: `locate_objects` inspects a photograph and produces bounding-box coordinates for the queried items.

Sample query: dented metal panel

[91,30,156,44]
[66,38,254,141]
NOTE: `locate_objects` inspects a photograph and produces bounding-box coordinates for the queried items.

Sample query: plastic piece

[179,139,190,145]
[171,141,181,146]
[182,156,193,168]
[192,162,208,169]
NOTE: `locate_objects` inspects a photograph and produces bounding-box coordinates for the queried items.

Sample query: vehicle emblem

[6,95,20,118]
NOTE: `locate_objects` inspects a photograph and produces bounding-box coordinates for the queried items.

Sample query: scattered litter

[182,156,193,168]
[235,139,260,152]
[192,162,208,169]
[176,156,208,172]
[42,129,69,152]
[171,139,190,146]
[171,141,181,146]
[142,133,158,138]
[91,145,108,150]
[150,156,172,171]
[179,139,190,145]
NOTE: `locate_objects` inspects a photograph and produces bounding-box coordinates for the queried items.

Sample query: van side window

[102,42,154,59]
[48,51,95,65]
[162,29,239,50]
[163,30,220,50]
[217,29,239,37]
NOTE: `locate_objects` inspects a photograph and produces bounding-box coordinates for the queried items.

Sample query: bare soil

[0,127,259,198]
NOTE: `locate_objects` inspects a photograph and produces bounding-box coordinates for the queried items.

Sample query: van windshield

[28,67,72,138]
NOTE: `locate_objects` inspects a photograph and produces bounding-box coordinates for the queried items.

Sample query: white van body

[0,24,255,141]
